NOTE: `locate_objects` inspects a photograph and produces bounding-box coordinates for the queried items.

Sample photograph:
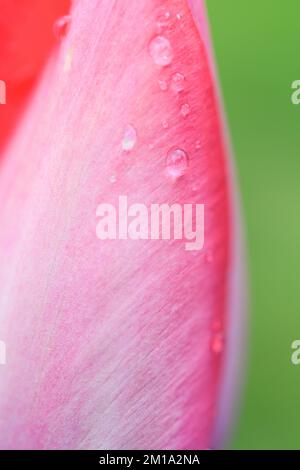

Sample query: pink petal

[0,0,231,450]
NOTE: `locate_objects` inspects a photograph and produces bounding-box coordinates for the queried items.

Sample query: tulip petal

[0,0,230,450]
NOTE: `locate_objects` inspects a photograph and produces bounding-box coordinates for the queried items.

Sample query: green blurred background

[206,0,300,449]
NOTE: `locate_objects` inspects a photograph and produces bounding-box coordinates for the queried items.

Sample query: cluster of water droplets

[109,9,201,187]
[147,11,194,182]
[156,9,174,33]
[54,13,216,344]
[156,8,184,33]
[54,11,214,310]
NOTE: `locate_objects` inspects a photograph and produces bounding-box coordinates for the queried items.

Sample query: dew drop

[122,124,137,151]
[181,103,190,117]
[157,10,171,27]
[211,332,224,355]
[109,175,117,184]
[149,36,174,67]
[166,148,189,180]
[195,140,202,149]
[162,119,169,129]
[53,15,71,40]
[170,72,185,93]
[158,79,168,91]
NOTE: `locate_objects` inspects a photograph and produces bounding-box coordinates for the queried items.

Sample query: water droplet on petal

[149,36,173,67]
[157,10,171,28]
[170,72,185,93]
[162,119,169,129]
[181,103,190,117]
[166,148,189,180]
[195,140,202,149]
[122,125,137,151]
[211,332,224,354]
[205,251,213,263]
[54,15,71,40]
[109,175,117,184]
[158,79,168,91]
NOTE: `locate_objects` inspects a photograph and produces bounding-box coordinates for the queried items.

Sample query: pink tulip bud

[0,0,243,450]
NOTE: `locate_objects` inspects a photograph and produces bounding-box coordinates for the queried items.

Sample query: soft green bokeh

[206,0,300,449]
